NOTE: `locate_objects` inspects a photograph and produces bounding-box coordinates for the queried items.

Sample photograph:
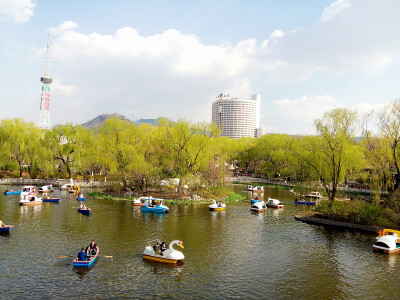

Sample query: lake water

[0,185,399,299]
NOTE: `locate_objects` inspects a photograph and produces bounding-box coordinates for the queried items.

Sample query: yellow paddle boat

[209,199,226,211]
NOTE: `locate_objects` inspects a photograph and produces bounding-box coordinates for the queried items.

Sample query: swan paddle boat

[20,186,37,197]
[3,189,22,195]
[251,201,267,212]
[143,240,184,264]
[266,197,284,209]
[133,197,147,206]
[19,193,42,205]
[141,198,169,213]
[246,185,264,192]
[73,247,99,268]
[0,225,13,233]
[38,185,53,193]
[373,229,400,254]
[60,183,73,190]
[209,199,226,211]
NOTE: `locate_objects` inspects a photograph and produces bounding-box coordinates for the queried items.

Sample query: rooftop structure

[212,93,260,139]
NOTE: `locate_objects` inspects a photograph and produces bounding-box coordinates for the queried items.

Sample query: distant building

[255,127,266,138]
[212,93,260,138]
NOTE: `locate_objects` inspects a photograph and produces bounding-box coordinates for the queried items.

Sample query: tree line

[2,100,400,203]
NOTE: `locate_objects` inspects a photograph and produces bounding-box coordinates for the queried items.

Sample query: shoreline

[295,212,380,233]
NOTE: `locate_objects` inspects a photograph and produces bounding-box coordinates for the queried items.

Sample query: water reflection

[19,204,42,218]
[74,266,93,280]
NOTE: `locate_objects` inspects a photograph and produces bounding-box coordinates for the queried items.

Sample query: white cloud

[273,95,336,118]
[320,0,351,22]
[259,0,400,80]
[0,0,35,23]
[48,21,79,35]
[45,25,255,124]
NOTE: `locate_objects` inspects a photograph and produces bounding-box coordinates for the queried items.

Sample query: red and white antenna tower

[39,34,52,129]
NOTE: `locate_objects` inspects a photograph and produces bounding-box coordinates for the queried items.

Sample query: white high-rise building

[212,93,260,139]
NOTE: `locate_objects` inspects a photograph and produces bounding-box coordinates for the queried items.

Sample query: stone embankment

[0,178,107,188]
[295,213,380,233]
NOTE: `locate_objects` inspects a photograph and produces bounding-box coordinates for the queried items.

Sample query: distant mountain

[81,114,171,129]
[81,113,131,129]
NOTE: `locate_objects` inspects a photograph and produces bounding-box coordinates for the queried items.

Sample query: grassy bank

[87,191,246,204]
[314,200,400,229]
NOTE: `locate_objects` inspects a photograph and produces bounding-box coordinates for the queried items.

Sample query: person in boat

[0,219,5,227]
[77,248,88,261]
[153,242,162,255]
[80,202,87,209]
[160,242,167,255]
[89,240,98,255]
[85,245,91,257]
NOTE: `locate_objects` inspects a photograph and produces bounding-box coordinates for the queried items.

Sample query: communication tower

[39,34,53,129]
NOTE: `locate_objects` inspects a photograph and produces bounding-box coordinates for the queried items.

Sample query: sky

[0,0,399,134]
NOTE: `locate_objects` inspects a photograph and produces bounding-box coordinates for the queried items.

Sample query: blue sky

[1,0,399,134]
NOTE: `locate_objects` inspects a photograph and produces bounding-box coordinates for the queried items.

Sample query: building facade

[212,94,260,139]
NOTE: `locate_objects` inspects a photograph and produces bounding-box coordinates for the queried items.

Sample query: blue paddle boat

[43,197,60,203]
[73,248,99,268]
[294,200,316,205]
[141,198,169,213]
[0,225,13,233]
[251,197,261,204]
[3,190,22,195]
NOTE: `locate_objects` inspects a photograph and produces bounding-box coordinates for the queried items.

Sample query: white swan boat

[39,185,53,193]
[133,197,147,206]
[19,193,42,205]
[143,240,184,263]
[20,186,37,197]
[373,229,400,254]
[266,197,284,209]
[60,183,73,190]
[251,201,266,212]
[246,185,264,192]
[209,200,226,211]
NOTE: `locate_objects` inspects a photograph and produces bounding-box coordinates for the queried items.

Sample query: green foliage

[3,162,18,171]
[86,192,113,200]
[315,200,400,228]
[219,192,246,202]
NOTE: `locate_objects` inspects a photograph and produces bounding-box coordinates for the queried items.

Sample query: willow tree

[98,117,143,190]
[44,124,92,178]
[158,119,220,191]
[1,119,37,177]
[291,108,360,203]
[361,112,393,204]
[375,99,400,192]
